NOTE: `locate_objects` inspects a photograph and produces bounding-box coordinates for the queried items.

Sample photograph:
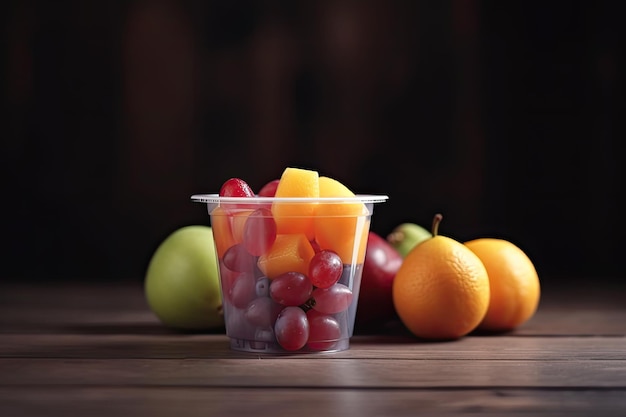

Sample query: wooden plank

[2,282,625,336]
[1,387,625,417]
[1,357,625,388]
[5,310,625,336]
[1,334,625,360]
[0,282,148,311]
[1,282,625,417]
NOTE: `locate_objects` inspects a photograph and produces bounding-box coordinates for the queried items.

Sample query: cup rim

[191,193,389,204]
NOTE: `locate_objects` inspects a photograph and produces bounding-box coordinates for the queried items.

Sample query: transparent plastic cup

[191,193,388,353]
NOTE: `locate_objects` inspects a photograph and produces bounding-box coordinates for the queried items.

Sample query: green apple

[145,225,223,330]
[386,222,432,258]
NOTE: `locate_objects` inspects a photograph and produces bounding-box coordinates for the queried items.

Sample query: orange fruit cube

[271,167,319,240]
[314,176,369,264]
[210,207,236,259]
[257,233,316,279]
[231,210,255,243]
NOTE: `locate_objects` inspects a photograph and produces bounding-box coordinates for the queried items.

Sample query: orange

[464,238,540,332]
[392,214,490,340]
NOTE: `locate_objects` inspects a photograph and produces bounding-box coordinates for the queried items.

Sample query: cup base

[229,337,350,354]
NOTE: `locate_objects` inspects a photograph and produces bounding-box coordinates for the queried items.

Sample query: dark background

[2,1,624,287]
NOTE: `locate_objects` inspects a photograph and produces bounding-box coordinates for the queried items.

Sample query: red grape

[243,208,276,256]
[223,243,256,272]
[308,250,343,289]
[257,179,280,197]
[311,283,353,314]
[306,310,341,351]
[269,272,313,306]
[225,307,257,340]
[274,306,309,351]
[219,178,255,197]
[219,259,240,301]
[245,296,283,328]
[228,272,257,309]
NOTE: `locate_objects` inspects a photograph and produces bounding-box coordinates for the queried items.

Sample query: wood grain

[1,387,626,417]
[0,281,624,416]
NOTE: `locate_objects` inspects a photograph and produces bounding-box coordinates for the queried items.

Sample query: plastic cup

[191,193,388,353]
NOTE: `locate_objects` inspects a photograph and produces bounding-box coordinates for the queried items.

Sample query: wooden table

[1,279,625,416]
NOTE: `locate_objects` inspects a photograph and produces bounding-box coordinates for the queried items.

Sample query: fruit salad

[192,167,387,353]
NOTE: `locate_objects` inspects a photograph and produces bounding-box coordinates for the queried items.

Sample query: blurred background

[2,1,624,286]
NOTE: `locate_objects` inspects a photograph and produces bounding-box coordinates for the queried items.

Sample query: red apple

[355,231,403,332]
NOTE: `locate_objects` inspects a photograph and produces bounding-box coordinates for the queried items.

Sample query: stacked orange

[392,214,540,340]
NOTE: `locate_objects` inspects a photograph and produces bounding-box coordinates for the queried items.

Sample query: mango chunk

[314,176,369,264]
[210,207,237,259]
[318,175,355,198]
[271,167,319,240]
[257,233,316,279]
[231,210,255,244]
[274,167,320,198]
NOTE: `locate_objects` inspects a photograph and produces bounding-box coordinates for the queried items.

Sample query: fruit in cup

[211,207,237,258]
[257,233,316,279]
[306,309,341,351]
[355,231,403,330]
[230,210,255,244]
[213,167,372,352]
[242,208,277,256]
[269,271,313,306]
[272,167,319,240]
[144,225,223,330]
[308,250,343,289]
[257,179,280,197]
[220,178,255,198]
[256,179,280,210]
[274,306,310,351]
[314,176,369,264]
[311,283,353,314]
